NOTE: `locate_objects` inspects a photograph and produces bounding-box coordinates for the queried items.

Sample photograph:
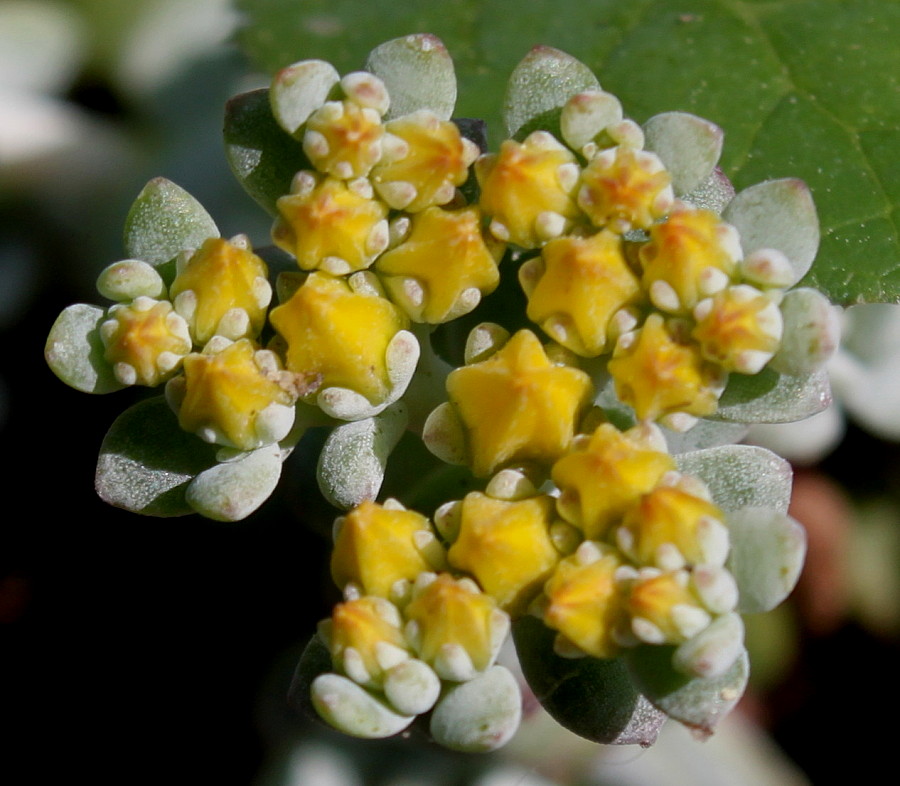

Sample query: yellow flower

[541,542,630,659]
[577,146,673,233]
[331,500,442,599]
[272,174,389,274]
[325,596,411,688]
[521,229,642,356]
[304,99,385,179]
[100,297,191,387]
[639,207,740,314]
[628,570,711,645]
[476,131,581,248]
[445,330,594,477]
[169,236,271,346]
[692,284,783,374]
[371,110,479,211]
[175,339,296,450]
[269,272,409,405]
[447,492,563,616]
[375,206,503,323]
[607,314,725,425]
[404,573,509,681]
[617,484,728,570]
[552,423,676,540]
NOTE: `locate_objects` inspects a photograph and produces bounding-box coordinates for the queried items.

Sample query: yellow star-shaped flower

[404,573,504,675]
[542,543,629,659]
[552,423,676,540]
[375,206,502,323]
[177,339,295,450]
[269,272,409,405]
[446,330,594,477]
[523,230,641,356]
[447,492,562,616]
[476,131,581,248]
[371,110,478,212]
[607,314,723,423]
[272,175,388,274]
[331,500,438,599]
[170,237,270,346]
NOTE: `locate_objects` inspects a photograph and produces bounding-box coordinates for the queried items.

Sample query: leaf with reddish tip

[626,645,749,737]
[723,179,820,287]
[366,34,457,120]
[644,111,723,196]
[269,58,340,136]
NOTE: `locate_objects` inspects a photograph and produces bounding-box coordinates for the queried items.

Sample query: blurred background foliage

[3,1,899,784]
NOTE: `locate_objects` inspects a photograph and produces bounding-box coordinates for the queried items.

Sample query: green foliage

[237,0,900,305]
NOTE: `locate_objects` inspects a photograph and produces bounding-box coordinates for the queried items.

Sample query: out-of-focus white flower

[749,303,900,464]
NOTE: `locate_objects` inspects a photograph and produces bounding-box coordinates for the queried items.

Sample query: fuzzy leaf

[236,0,900,305]
[95,396,218,517]
[723,179,820,287]
[316,403,408,510]
[224,88,312,216]
[713,367,832,424]
[45,303,124,394]
[726,507,807,614]
[663,420,748,455]
[365,34,457,120]
[123,178,218,265]
[626,645,749,737]
[513,616,665,746]
[269,59,340,136]
[503,46,600,138]
[428,665,522,752]
[186,443,283,521]
[676,444,793,514]
[643,112,723,196]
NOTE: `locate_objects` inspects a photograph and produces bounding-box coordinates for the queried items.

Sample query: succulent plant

[46,34,840,752]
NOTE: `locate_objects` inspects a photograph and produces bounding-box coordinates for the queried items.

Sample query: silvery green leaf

[186,443,283,522]
[429,665,522,752]
[317,403,408,509]
[123,178,218,266]
[513,616,665,746]
[96,396,217,517]
[45,303,124,394]
[96,259,166,302]
[269,59,340,137]
[713,367,832,424]
[723,179,819,286]
[672,613,745,680]
[312,673,415,739]
[365,34,457,121]
[503,46,600,139]
[679,167,735,214]
[663,420,748,454]
[726,507,807,614]
[676,444,792,513]
[627,646,749,737]
[224,88,312,216]
[643,112,723,196]
[770,287,842,376]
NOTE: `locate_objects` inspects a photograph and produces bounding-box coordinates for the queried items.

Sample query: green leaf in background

[236,0,899,305]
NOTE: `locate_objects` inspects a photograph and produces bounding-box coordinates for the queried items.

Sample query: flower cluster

[45,36,831,751]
